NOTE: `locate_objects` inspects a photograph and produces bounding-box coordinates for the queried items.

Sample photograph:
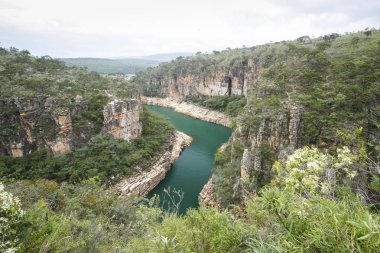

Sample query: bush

[0,182,24,252]
[184,95,246,116]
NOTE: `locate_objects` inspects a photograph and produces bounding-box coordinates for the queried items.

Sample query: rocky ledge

[111,131,192,197]
[141,96,232,127]
[199,176,219,208]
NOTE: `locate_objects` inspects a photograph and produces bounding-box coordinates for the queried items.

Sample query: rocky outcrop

[235,103,303,191]
[1,95,146,157]
[240,148,253,179]
[46,110,72,155]
[140,59,263,100]
[102,99,142,141]
[112,131,192,197]
[199,176,219,208]
[0,96,80,156]
[142,96,232,127]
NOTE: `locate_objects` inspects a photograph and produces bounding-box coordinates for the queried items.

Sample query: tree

[364,28,372,39]
[323,33,340,42]
[351,36,360,47]
[297,35,311,43]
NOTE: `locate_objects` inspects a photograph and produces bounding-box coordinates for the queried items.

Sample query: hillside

[0,47,175,184]
[61,57,159,74]
[131,52,194,62]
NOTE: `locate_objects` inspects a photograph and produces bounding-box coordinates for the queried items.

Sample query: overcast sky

[0,0,379,58]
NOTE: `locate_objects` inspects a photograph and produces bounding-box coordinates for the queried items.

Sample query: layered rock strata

[0,96,82,156]
[1,96,144,157]
[112,131,192,197]
[142,96,232,127]
[102,99,142,141]
[140,59,263,100]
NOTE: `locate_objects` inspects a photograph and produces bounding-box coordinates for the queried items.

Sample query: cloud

[0,0,379,57]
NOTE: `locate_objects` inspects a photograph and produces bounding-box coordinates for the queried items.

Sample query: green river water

[146,105,231,214]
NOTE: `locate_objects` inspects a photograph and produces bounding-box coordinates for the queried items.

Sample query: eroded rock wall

[102,99,142,141]
[234,103,302,193]
[0,96,81,156]
[143,59,263,100]
[0,95,146,157]
[199,175,219,208]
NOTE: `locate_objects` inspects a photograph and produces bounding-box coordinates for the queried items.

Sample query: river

[146,105,231,214]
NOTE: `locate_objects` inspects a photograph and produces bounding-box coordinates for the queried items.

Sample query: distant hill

[61,52,193,74]
[130,52,194,62]
[61,57,159,74]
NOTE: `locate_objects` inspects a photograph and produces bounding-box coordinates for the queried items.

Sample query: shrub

[0,182,24,252]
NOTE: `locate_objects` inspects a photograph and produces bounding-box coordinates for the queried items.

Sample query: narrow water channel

[146,105,231,214]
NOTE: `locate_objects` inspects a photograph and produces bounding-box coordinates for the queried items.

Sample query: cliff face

[138,59,263,100]
[0,96,83,157]
[1,96,143,157]
[102,99,142,141]
[199,175,218,208]
[236,103,302,191]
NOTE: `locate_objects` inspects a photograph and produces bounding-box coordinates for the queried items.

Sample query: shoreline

[111,131,192,197]
[141,96,233,127]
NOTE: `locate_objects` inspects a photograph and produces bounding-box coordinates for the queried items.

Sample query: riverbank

[112,131,192,197]
[142,96,233,127]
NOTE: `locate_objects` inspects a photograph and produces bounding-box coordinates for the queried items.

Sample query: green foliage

[72,93,109,135]
[253,187,380,252]
[128,207,244,253]
[0,47,132,100]
[6,179,147,252]
[184,95,247,116]
[272,146,358,198]
[4,170,380,253]
[2,31,380,253]
[0,110,174,184]
[213,144,243,207]
[0,182,24,252]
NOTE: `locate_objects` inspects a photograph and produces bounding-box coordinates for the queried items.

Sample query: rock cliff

[142,96,232,127]
[137,59,263,100]
[1,96,144,157]
[102,99,142,141]
[235,102,302,191]
[199,175,218,208]
[0,96,81,156]
[112,131,192,197]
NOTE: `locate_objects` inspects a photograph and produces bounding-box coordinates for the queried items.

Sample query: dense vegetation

[0,47,137,151]
[3,146,379,252]
[210,30,380,207]
[134,29,379,211]
[184,95,247,116]
[61,58,159,74]
[1,29,380,252]
[0,48,131,100]
[0,109,174,184]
